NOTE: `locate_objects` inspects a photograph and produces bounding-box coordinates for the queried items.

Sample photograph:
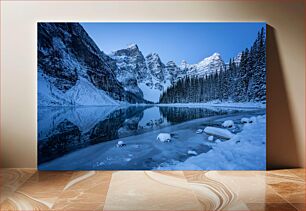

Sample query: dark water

[38,105,259,165]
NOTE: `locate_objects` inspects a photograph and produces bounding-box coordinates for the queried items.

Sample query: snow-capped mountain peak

[198,52,222,66]
[146,53,165,76]
[166,60,176,66]
[179,60,189,70]
[185,52,225,77]
[233,52,242,65]
[146,52,162,61]
[212,52,221,57]
[127,43,139,49]
[114,44,142,58]
[225,52,242,69]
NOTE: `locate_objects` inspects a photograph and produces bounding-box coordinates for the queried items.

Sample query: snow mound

[204,127,234,140]
[241,118,250,124]
[250,116,257,123]
[208,136,214,142]
[215,139,221,143]
[257,115,265,120]
[222,120,234,128]
[196,129,203,134]
[157,133,171,143]
[117,141,126,147]
[241,117,257,124]
[188,150,198,156]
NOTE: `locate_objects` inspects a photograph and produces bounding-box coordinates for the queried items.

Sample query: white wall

[1,0,304,168]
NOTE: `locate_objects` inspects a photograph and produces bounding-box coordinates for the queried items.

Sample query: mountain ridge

[111,44,239,102]
[38,23,243,105]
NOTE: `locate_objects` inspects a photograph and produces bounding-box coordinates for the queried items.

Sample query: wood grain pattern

[266,169,305,204]
[104,171,203,210]
[0,169,35,204]
[52,171,112,210]
[0,169,304,210]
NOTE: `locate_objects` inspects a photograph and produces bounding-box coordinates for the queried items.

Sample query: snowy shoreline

[38,101,266,109]
[157,102,266,109]
[156,114,266,170]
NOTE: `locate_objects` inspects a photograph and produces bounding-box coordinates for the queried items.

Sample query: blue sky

[81,22,265,64]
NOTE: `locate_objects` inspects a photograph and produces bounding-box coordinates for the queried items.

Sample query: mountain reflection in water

[38,105,241,164]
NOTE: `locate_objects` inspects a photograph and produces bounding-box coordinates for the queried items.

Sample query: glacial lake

[38,105,266,170]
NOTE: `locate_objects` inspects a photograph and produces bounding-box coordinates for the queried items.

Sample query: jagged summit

[146,53,164,66]
[225,52,242,69]
[212,52,221,57]
[233,52,242,65]
[199,52,223,64]
[198,52,222,65]
[114,44,143,58]
[183,52,226,77]
[127,43,139,49]
[146,52,159,57]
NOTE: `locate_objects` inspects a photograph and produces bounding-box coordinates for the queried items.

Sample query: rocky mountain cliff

[111,47,171,102]
[38,23,147,106]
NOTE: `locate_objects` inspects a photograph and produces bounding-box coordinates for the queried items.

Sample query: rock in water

[187,150,198,156]
[196,129,204,134]
[208,135,214,142]
[204,127,234,140]
[222,120,234,128]
[156,133,171,142]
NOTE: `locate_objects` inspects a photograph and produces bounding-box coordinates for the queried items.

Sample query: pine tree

[159,27,266,104]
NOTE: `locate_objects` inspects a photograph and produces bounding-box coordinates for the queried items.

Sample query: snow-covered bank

[157,101,266,109]
[157,115,266,170]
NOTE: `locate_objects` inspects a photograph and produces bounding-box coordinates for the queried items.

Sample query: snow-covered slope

[138,81,169,103]
[38,72,119,106]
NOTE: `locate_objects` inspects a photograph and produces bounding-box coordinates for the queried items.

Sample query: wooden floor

[0,169,305,211]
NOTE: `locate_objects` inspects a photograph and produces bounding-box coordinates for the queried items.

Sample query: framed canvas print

[37,22,266,170]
